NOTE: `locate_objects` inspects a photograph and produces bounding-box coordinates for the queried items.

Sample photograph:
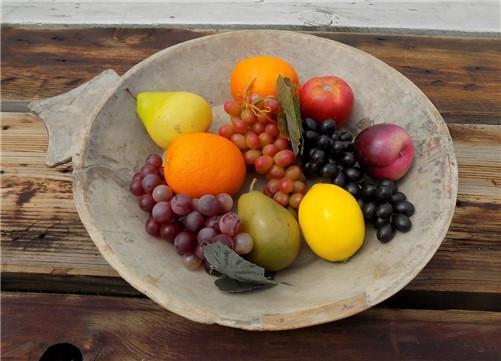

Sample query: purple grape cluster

[130,154,254,271]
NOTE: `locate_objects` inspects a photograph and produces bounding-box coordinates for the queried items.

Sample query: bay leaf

[277,111,288,138]
[203,243,277,285]
[276,76,303,155]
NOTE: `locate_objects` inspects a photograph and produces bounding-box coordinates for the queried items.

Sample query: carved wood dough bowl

[31,30,458,331]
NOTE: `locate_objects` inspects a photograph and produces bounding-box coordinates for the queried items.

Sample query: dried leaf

[276,76,303,155]
[277,111,288,138]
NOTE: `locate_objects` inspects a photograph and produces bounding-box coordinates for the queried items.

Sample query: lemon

[298,183,365,262]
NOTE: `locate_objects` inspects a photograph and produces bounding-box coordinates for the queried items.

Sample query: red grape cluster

[218,95,307,208]
[130,154,254,271]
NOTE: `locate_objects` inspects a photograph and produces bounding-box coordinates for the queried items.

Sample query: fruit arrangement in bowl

[69,30,456,330]
[130,53,418,291]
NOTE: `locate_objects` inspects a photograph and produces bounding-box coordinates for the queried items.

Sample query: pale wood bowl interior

[72,30,458,330]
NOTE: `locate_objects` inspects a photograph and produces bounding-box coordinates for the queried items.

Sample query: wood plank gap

[3,274,501,313]
[2,100,499,125]
[1,100,31,113]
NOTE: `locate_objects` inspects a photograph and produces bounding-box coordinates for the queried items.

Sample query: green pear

[238,191,301,271]
[137,91,212,149]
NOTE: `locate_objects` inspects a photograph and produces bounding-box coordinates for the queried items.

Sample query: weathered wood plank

[1,112,500,300]
[2,28,500,123]
[2,1,500,36]
[2,292,501,361]
[406,123,501,294]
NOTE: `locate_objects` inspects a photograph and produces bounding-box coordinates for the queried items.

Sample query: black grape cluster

[300,118,415,243]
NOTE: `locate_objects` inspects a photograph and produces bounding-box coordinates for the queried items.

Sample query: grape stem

[242,77,256,100]
[242,79,276,119]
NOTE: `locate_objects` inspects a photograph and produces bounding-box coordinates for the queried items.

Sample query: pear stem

[249,178,257,192]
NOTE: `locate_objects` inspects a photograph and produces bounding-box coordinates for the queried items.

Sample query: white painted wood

[2,1,500,36]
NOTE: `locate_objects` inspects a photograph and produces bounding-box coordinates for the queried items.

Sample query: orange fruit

[164,133,246,198]
[230,55,299,100]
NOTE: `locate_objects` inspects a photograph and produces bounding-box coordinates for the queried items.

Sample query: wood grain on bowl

[48,30,455,329]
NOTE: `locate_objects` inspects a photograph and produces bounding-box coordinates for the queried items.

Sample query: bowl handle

[28,69,122,167]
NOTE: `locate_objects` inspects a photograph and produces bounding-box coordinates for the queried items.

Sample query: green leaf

[204,262,222,277]
[276,76,303,155]
[203,243,277,285]
[214,276,276,293]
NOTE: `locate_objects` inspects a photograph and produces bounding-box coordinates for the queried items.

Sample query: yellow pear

[137,91,213,149]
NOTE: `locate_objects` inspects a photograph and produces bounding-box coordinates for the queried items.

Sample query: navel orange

[164,133,246,198]
[230,55,299,100]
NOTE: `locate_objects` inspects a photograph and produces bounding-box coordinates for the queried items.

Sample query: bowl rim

[72,30,458,331]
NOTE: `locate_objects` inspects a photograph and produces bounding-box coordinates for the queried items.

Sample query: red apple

[299,76,354,128]
[354,123,414,181]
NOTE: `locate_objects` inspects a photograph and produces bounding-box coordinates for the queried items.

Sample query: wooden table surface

[1,27,500,361]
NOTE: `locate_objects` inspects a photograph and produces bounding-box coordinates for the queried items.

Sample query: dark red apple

[354,123,414,181]
[299,76,354,128]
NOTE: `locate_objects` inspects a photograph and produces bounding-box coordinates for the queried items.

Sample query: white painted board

[2,1,500,36]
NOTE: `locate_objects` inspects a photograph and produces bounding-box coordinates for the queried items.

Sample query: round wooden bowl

[71,30,457,330]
